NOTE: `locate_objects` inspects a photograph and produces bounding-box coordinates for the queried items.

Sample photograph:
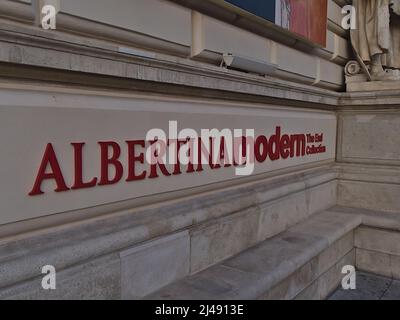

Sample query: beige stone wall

[338,112,400,165]
[355,227,400,279]
[61,0,192,47]
[337,108,400,213]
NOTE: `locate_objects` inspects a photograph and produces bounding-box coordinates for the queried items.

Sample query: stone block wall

[355,227,400,279]
[337,105,400,213]
[0,165,337,299]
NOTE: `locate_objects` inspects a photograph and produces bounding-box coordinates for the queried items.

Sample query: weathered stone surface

[331,205,400,232]
[317,250,356,299]
[260,232,354,300]
[317,232,354,275]
[257,180,336,242]
[224,231,326,279]
[289,210,361,246]
[295,249,355,300]
[147,264,262,300]
[356,248,400,280]
[148,211,359,300]
[307,180,337,215]
[0,166,334,290]
[2,202,400,300]
[293,279,320,300]
[258,256,317,300]
[189,206,260,273]
[356,248,392,278]
[355,227,400,256]
[338,180,400,213]
[3,200,400,299]
[336,163,400,213]
[120,231,190,299]
[0,254,121,300]
[339,112,400,163]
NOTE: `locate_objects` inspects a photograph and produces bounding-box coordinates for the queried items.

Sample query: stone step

[146,209,362,300]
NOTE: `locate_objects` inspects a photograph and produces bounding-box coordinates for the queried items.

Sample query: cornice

[0,20,341,109]
[0,9,400,111]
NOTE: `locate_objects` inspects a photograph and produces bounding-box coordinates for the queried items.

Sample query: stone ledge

[336,163,400,185]
[295,250,356,300]
[0,166,336,291]
[339,90,400,109]
[148,206,400,300]
[329,206,400,232]
[146,210,362,300]
[328,207,400,281]
[259,235,355,300]
[337,179,400,213]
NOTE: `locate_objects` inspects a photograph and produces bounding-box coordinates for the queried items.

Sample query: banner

[226,0,328,47]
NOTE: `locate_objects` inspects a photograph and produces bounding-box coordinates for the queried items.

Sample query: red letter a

[29,143,69,195]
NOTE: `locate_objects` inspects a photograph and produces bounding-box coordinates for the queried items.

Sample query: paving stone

[328,272,392,300]
[382,280,400,300]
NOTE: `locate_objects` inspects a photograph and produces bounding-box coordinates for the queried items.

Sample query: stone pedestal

[345,60,400,92]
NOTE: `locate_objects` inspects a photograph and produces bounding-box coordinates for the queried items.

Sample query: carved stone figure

[351,0,400,81]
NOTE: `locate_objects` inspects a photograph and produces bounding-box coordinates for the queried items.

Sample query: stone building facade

[0,0,399,299]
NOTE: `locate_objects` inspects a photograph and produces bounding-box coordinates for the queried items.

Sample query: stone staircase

[146,207,400,300]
